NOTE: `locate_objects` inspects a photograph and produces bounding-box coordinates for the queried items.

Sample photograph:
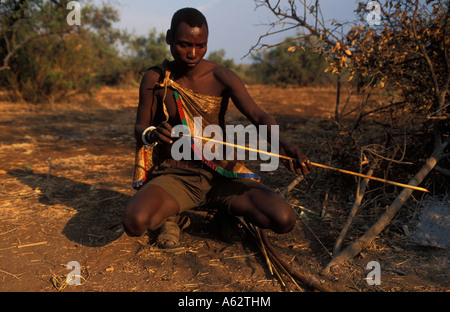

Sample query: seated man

[122,7,312,248]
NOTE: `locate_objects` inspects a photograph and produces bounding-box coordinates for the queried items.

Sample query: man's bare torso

[152,59,229,126]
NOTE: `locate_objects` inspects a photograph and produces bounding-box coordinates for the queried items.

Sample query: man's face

[169,21,208,69]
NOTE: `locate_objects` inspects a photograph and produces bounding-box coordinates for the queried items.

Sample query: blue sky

[96,0,359,63]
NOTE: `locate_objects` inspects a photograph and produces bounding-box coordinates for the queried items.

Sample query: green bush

[0,0,126,103]
[250,41,335,86]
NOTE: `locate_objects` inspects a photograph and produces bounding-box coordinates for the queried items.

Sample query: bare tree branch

[0,32,54,72]
[246,0,341,58]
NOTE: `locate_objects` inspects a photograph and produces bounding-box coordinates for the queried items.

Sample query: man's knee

[271,201,296,234]
[122,189,180,237]
[255,190,296,233]
[122,204,150,237]
[236,188,296,234]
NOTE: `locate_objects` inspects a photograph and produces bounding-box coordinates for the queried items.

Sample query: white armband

[142,126,158,146]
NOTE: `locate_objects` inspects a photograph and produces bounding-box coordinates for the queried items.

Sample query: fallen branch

[259,229,333,292]
[332,168,374,254]
[277,175,305,196]
[434,165,450,177]
[322,141,447,274]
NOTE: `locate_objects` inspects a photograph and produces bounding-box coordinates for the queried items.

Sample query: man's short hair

[170,8,209,34]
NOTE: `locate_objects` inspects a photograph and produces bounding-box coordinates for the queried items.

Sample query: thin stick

[255,228,274,276]
[333,168,374,254]
[240,221,273,275]
[184,134,429,193]
[17,241,47,248]
[278,175,305,196]
[262,241,301,292]
[309,162,428,192]
[0,269,20,279]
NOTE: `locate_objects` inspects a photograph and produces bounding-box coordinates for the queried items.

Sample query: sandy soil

[0,85,448,293]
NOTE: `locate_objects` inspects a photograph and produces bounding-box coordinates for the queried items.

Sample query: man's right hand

[150,122,174,145]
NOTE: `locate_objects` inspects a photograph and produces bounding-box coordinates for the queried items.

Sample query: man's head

[166,8,209,69]
[168,8,208,39]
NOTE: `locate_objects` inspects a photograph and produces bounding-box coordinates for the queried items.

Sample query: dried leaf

[287,46,297,53]
[334,42,341,51]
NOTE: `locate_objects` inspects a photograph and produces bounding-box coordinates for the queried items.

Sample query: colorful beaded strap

[174,91,260,180]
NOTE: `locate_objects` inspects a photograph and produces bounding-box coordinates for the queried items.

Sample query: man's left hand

[280,144,313,176]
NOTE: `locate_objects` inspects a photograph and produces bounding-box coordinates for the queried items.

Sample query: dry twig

[332,168,374,254]
[0,269,20,280]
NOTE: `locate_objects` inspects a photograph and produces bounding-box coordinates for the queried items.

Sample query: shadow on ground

[8,169,130,247]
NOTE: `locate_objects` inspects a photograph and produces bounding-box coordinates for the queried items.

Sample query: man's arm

[135,69,174,146]
[215,67,312,175]
[134,70,159,144]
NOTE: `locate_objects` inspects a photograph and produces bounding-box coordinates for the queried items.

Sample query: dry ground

[0,85,448,293]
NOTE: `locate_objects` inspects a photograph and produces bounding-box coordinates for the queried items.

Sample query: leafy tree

[0,0,125,102]
[208,49,237,69]
[250,40,335,86]
[123,29,170,81]
[207,49,256,84]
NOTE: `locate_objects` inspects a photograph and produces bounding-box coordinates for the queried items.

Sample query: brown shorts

[146,162,268,213]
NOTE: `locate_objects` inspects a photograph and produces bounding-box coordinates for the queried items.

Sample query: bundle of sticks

[239,219,333,292]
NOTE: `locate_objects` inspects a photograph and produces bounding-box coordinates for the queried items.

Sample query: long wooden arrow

[182,134,429,193]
